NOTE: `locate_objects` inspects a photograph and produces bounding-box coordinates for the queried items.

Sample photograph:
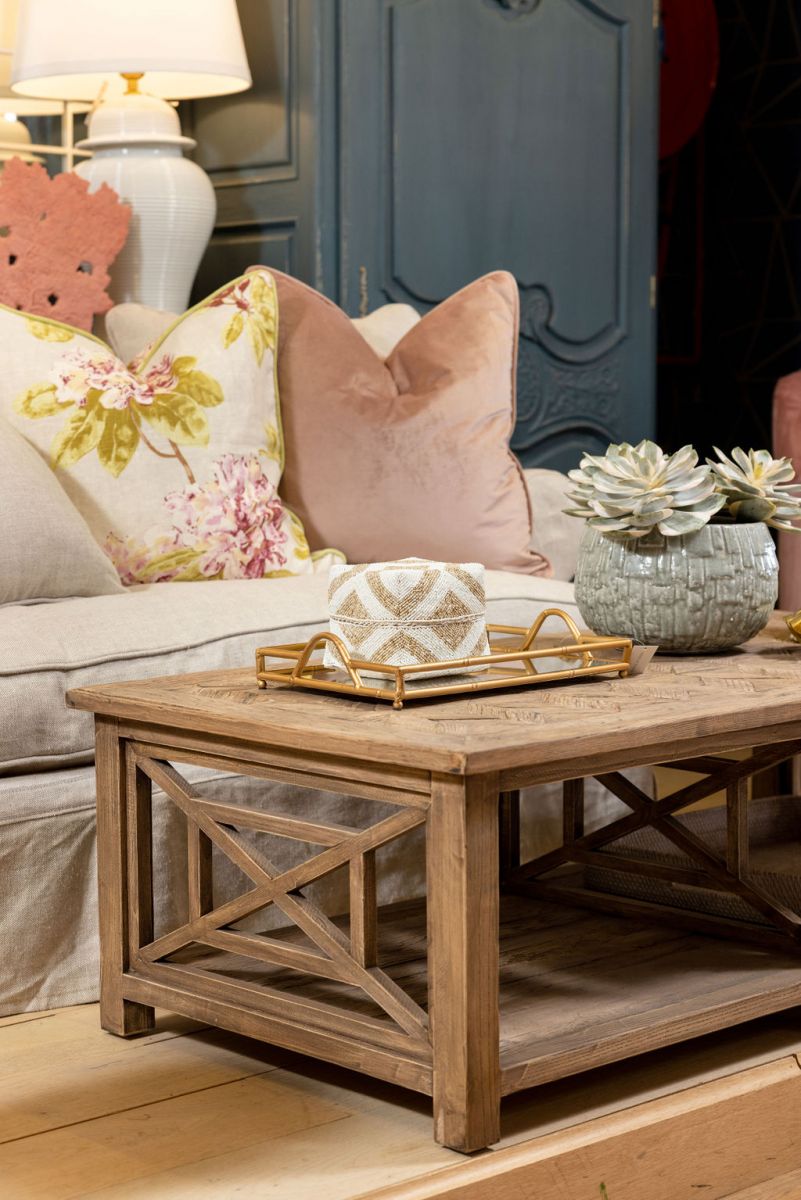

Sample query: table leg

[499,789,521,882]
[563,777,584,846]
[428,772,501,1152]
[350,849,378,967]
[95,717,155,1037]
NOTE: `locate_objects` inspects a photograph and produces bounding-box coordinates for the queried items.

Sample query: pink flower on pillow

[49,347,154,410]
[103,454,291,583]
[207,272,276,365]
[166,453,288,579]
[140,353,180,396]
[103,530,179,586]
[22,345,223,479]
[209,277,253,312]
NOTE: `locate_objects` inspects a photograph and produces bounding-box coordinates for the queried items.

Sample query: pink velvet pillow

[261,268,550,575]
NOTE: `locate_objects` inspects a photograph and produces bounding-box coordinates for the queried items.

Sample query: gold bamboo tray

[255,608,633,709]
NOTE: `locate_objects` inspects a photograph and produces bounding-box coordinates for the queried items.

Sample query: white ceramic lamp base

[75,92,215,313]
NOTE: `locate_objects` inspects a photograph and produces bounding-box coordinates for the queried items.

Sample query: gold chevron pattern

[324,557,489,678]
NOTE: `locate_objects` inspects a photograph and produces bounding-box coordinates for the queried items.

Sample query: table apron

[498,729,801,791]
[117,722,432,808]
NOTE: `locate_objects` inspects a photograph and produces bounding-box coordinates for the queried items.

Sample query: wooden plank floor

[4,1002,801,1198]
[726,1171,801,1199]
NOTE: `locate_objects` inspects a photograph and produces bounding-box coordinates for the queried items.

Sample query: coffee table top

[67,614,801,777]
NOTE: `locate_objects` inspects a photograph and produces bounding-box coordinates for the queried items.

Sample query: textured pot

[574,523,778,653]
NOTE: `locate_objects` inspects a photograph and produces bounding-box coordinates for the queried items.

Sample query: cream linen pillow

[0,415,122,604]
[350,304,421,358]
[2,271,339,584]
[103,299,422,364]
[99,304,176,367]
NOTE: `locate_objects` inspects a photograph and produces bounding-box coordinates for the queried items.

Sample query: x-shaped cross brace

[509,739,801,941]
[133,755,429,1039]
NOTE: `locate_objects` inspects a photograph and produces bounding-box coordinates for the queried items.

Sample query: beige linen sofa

[0,304,639,1017]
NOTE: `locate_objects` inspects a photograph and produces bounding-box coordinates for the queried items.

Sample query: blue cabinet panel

[337,0,659,470]
[193,0,658,471]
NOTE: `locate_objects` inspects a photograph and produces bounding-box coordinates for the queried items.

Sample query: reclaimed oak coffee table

[68,613,801,1152]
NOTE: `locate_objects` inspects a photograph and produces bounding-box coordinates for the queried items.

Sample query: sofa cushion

[0,571,577,774]
[1,271,333,586]
[0,415,123,605]
[523,468,583,582]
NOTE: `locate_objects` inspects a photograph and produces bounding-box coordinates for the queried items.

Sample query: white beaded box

[324,558,489,679]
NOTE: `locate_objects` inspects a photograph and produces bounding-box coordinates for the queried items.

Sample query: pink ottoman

[773,370,801,609]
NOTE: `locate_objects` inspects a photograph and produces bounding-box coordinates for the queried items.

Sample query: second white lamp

[11,0,251,312]
[0,0,78,168]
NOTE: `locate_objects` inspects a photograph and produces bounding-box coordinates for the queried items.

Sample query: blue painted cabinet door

[188,0,337,301]
[337,0,659,469]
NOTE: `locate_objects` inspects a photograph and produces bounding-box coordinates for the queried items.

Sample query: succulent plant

[565,440,725,539]
[708,447,801,531]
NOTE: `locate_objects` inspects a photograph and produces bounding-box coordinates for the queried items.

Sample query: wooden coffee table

[68,614,801,1152]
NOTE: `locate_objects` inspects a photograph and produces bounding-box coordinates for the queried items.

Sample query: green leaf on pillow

[250,274,277,327]
[222,311,244,349]
[14,382,62,419]
[247,317,268,365]
[25,318,73,343]
[141,546,206,581]
[169,356,197,377]
[261,423,281,462]
[141,393,209,447]
[96,409,139,477]
[51,399,104,470]
[179,370,224,408]
[249,273,269,306]
[287,508,311,559]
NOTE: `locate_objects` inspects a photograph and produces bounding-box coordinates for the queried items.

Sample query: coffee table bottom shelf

[121,893,801,1101]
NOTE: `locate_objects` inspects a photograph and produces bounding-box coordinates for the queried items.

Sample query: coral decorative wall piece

[0,158,130,331]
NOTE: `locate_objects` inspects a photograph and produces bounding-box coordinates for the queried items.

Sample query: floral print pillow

[2,270,341,584]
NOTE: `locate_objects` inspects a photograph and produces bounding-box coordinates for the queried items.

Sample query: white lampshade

[0,0,63,113]
[11,0,251,101]
[0,0,13,57]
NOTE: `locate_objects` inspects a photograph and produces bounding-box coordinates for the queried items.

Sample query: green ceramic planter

[574,523,778,653]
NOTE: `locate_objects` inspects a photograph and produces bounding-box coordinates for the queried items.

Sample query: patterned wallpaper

[658,0,801,458]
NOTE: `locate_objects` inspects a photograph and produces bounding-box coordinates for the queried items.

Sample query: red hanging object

[659,0,720,160]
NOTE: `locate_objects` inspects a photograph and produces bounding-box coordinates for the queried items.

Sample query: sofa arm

[773,372,801,609]
[523,468,583,582]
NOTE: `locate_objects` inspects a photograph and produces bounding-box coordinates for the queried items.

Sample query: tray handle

[293,631,364,688]
[520,608,586,652]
